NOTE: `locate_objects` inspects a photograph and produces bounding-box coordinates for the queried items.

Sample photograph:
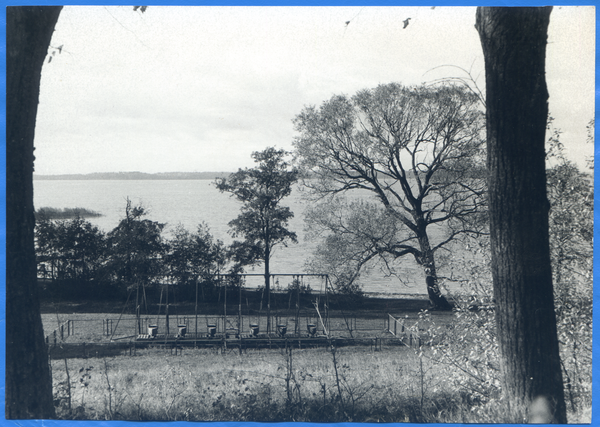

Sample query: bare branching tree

[293,83,487,309]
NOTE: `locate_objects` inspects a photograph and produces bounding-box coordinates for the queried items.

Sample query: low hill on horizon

[34,171,232,180]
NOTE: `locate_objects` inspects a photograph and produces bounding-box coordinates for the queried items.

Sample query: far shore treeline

[33,168,488,182]
[33,171,232,180]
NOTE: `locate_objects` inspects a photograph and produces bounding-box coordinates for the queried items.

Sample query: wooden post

[223,275,227,336]
[195,278,198,342]
[136,282,140,335]
[166,284,170,336]
[325,276,330,334]
[296,278,300,336]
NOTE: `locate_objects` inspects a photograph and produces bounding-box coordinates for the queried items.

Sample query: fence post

[53,330,57,344]
[61,324,64,340]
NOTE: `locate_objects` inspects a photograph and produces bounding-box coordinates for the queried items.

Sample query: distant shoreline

[33,171,232,180]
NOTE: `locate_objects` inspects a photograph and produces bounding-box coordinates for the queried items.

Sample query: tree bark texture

[417,231,452,310]
[6,6,62,419]
[476,7,566,423]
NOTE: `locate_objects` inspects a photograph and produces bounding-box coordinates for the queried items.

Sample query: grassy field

[51,344,475,422]
[44,296,459,422]
[43,296,591,423]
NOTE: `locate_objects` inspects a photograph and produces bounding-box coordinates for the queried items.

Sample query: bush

[329,272,364,308]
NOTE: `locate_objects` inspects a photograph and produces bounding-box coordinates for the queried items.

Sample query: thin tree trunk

[6,5,62,419]
[476,7,566,423]
[265,244,271,334]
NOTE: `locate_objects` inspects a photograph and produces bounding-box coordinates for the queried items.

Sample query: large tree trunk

[6,6,62,419]
[476,7,566,423]
[417,235,452,310]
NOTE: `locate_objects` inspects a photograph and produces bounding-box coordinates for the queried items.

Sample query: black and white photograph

[6,5,594,423]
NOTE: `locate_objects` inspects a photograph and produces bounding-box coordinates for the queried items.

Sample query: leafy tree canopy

[215,147,299,269]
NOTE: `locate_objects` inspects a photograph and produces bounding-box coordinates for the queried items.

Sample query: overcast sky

[34,6,595,175]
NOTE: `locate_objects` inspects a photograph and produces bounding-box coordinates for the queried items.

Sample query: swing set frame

[133,273,331,341]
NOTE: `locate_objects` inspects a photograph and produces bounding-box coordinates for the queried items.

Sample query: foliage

[304,197,394,293]
[36,216,106,282]
[545,125,593,415]
[35,216,112,300]
[35,201,228,303]
[427,297,500,406]
[36,206,102,220]
[163,223,226,299]
[215,147,299,270]
[216,147,298,331]
[423,234,501,408]
[284,277,312,296]
[105,199,166,291]
[294,83,486,308]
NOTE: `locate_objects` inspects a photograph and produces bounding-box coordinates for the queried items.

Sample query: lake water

[33,179,431,296]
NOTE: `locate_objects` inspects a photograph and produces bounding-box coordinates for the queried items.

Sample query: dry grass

[52,344,454,421]
[49,330,591,423]
[44,301,590,423]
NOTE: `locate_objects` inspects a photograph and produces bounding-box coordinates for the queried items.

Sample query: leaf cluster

[215,147,299,269]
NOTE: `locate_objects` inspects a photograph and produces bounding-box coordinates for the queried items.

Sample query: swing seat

[177,324,187,337]
[207,324,217,337]
[277,324,287,336]
[307,324,317,336]
[148,325,158,337]
[249,324,259,337]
